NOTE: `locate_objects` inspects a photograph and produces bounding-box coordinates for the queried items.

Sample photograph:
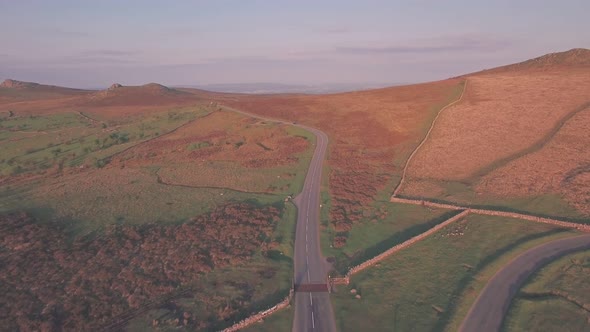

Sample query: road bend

[222,106,336,331]
[460,234,590,332]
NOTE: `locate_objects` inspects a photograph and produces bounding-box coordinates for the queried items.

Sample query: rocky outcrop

[0,79,39,88]
[108,83,123,90]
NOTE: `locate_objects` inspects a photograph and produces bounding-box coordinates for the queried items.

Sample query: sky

[1,0,589,88]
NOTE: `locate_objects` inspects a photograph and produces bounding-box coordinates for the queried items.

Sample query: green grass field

[503,250,590,332]
[0,166,288,235]
[321,201,454,274]
[157,127,314,196]
[0,107,206,176]
[329,214,580,332]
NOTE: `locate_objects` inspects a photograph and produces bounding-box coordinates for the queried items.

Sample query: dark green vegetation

[503,250,590,332]
[329,214,579,331]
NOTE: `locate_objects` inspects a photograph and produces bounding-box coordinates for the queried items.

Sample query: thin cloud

[3,53,140,67]
[203,55,326,65]
[336,36,512,54]
[314,27,350,34]
[63,56,138,65]
[46,50,143,65]
[45,28,90,37]
[79,50,139,56]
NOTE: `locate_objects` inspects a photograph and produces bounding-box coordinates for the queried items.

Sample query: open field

[503,250,590,332]
[329,214,580,331]
[0,82,315,330]
[1,99,313,235]
[218,79,465,246]
[118,110,313,195]
[320,201,453,274]
[0,106,205,178]
[1,167,283,235]
[399,67,590,219]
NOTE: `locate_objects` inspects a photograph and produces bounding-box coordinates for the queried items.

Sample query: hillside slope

[0,79,91,103]
[400,48,590,218]
[474,48,590,74]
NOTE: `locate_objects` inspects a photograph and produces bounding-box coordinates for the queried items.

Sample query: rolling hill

[1,47,590,331]
[0,79,91,103]
[398,48,590,218]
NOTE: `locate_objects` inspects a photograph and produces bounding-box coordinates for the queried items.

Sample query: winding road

[223,107,336,331]
[459,234,590,332]
[291,126,336,332]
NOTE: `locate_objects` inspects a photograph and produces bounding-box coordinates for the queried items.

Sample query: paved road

[223,107,336,331]
[290,126,336,332]
[459,234,590,332]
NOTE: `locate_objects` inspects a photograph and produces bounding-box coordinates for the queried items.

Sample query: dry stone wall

[390,196,463,210]
[390,197,590,232]
[346,210,470,277]
[221,290,293,332]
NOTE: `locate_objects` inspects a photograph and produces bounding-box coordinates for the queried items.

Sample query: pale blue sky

[1,0,589,88]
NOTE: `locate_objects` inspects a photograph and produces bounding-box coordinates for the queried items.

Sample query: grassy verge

[285,125,317,195]
[330,214,580,332]
[502,250,590,332]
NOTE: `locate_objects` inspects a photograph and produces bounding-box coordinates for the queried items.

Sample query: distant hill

[473,48,590,75]
[0,79,91,103]
[179,82,402,94]
[80,82,196,107]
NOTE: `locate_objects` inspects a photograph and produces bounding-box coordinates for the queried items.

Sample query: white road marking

[311,310,315,329]
[309,293,313,305]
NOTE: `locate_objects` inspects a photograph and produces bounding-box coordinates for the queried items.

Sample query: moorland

[2,48,590,331]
